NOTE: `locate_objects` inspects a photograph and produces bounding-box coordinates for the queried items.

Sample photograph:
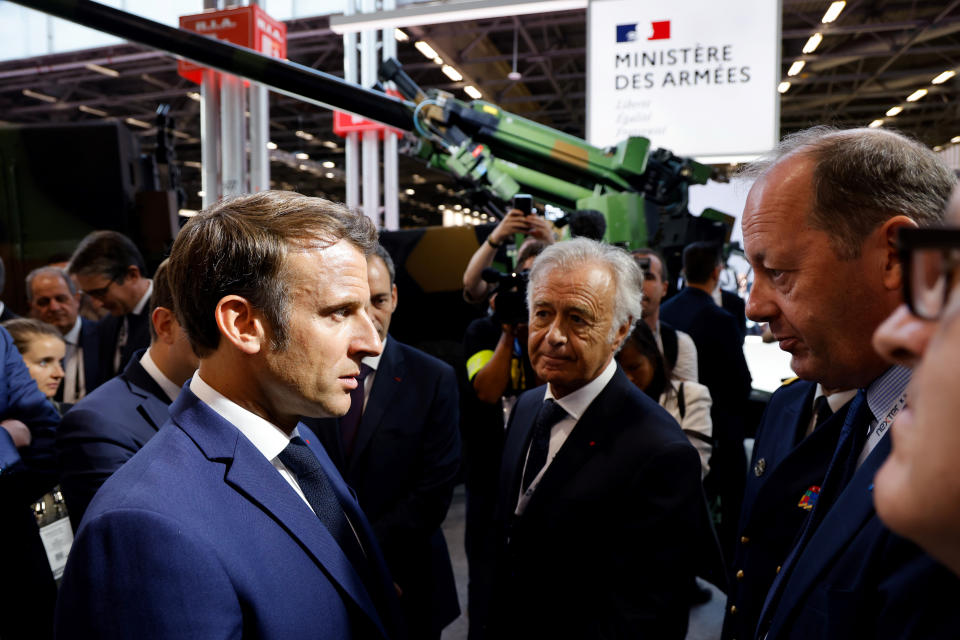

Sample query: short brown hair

[741,126,955,259]
[3,318,64,355]
[167,191,377,356]
[147,259,172,342]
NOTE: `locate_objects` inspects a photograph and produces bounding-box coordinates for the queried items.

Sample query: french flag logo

[648,20,671,40]
[616,23,638,43]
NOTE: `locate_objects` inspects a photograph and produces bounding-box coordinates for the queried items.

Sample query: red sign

[333,90,405,139]
[178,5,287,84]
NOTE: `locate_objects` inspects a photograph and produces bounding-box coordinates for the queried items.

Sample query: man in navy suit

[56,191,403,639]
[662,241,752,554]
[486,238,716,639]
[0,324,62,639]
[739,126,960,640]
[27,266,103,402]
[57,259,198,528]
[309,243,461,639]
[68,231,152,379]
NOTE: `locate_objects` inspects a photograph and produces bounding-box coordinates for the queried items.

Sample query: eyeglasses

[898,227,960,320]
[81,276,121,300]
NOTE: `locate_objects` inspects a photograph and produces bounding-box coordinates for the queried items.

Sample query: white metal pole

[381,0,399,230]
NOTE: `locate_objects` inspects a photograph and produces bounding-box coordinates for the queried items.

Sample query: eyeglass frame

[897,226,960,320]
[80,274,124,300]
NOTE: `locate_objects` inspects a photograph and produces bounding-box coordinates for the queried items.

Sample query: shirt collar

[865,365,911,423]
[63,316,82,345]
[131,279,154,316]
[544,358,617,421]
[189,372,299,461]
[140,348,186,403]
[814,383,858,414]
[361,334,387,371]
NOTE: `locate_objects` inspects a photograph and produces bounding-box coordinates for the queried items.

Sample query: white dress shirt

[139,348,187,403]
[358,335,387,411]
[515,358,617,515]
[62,316,85,403]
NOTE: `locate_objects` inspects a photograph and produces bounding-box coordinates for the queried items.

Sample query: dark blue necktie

[278,436,369,579]
[521,399,568,493]
[340,363,374,459]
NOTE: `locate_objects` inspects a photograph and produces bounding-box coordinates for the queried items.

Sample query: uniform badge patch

[798,485,821,511]
[753,458,767,477]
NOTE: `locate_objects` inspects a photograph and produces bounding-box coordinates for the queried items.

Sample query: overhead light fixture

[179,209,199,217]
[78,105,107,116]
[266,141,278,150]
[405,188,415,195]
[125,117,151,129]
[906,88,928,102]
[885,106,903,117]
[802,33,823,54]
[821,1,845,23]
[325,172,335,178]
[453,204,462,210]
[777,81,791,94]
[932,70,956,85]
[508,27,522,81]
[322,160,335,168]
[441,65,463,81]
[22,89,57,103]
[868,119,884,128]
[414,41,439,61]
[463,85,482,99]
[934,145,944,152]
[322,140,338,149]
[394,28,409,42]
[183,161,203,169]
[187,92,201,102]
[85,62,119,78]
[299,163,309,170]
[787,60,805,77]
[295,152,309,160]
[295,129,315,141]
[438,204,446,210]
[951,136,960,144]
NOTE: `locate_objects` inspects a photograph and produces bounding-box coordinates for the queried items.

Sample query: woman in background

[3,318,66,409]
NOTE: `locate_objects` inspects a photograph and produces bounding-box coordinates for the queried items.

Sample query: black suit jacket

[96,309,151,379]
[0,305,19,322]
[308,336,461,637]
[57,349,171,529]
[487,368,716,639]
[722,379,852,640]
[57,317,105,401]
[720,289,747,344]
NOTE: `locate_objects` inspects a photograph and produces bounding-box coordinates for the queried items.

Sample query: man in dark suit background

[56,191,403,639]
[486,238,714,639]
[26,266,103,402]
[67,231,152,379]
[0,256,19,322]
[740,126,960,640]
[661,241,752,555]
[57,260,198,528]
[310,243,461,639]
[0,324,62,639]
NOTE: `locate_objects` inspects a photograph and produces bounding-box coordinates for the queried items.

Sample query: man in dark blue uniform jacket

[55,191,404,639]
[309,244,461,639]
[738,126,960,640]
[57,260,199,529]
[0,325,62,639]
[486,238,718,639]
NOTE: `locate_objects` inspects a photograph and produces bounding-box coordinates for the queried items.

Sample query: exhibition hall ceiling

[0,0,958,223]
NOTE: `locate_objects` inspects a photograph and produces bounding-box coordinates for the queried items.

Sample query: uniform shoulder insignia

[780,376,800,387]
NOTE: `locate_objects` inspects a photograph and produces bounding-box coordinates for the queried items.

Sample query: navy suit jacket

[96,309,151,379]
[758,395,960,640]
[0,326,62,639]
[308,336,461,636]
[722,379,852,640]
[487,368,718,639]
[57,349,171,529]
[55,388,403,640]
[78,316,105,393]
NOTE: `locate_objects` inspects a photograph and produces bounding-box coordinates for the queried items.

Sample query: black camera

[481,267,529,326]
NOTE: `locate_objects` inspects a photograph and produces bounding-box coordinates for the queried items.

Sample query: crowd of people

[1,124,960,640]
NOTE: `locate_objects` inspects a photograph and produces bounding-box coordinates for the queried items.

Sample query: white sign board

[586,0,780,163]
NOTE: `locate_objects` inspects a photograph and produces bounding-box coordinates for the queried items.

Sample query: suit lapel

[348,338,403,474]
[80,318,101,390]
[121,353,173,431]
[766,427,891,639]
[499,389,544,514]
[171,390,388,637]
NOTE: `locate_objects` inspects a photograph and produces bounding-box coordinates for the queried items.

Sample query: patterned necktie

[340,363,374,459]
[278,436,369,578]
[521,398,569,493]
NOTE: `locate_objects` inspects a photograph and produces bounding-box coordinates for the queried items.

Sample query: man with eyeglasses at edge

[68,231,153,380]
[729,125,960,640]
[872,187,960,580]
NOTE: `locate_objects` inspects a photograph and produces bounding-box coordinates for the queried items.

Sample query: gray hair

[740,125,955,259]
[25,266,76,302]
[371,242,396,286]
[527,237,644,348]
